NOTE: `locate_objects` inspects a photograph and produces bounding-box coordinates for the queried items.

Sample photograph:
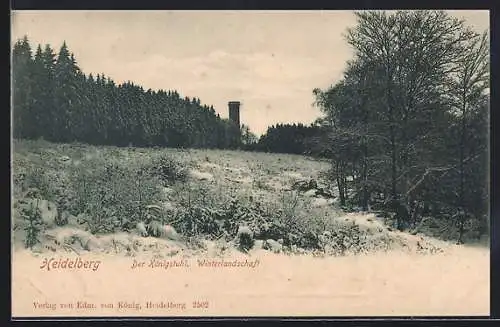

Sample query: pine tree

[39,44,57,141]
[54,41,81,141]
[12,35,34,139]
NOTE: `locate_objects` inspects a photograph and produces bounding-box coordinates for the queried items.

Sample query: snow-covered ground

[11,141,490,316]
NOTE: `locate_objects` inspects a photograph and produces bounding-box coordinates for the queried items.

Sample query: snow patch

[282,171,305,180]
[190,170,214,182]
[311,197,330,207]
[200,162,221,170]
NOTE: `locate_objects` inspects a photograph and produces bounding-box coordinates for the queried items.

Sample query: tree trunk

[360,76,369,212]
[387,73,400,228]
[457,97,467,244]
[361,142,369,211]
[336,161,346,206]
[386,69,398,206]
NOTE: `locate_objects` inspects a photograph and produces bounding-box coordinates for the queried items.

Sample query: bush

[174,205,222,237]
[171,185,222,238]
[21,200,43,249]
[413,212,489,243]
[236,226,255,252]
[67,161,163,234]
[256,221,288,241]
[299,230,321,250]
[18,167,56,201]
[146,154,188,185]
[278,190,301,232]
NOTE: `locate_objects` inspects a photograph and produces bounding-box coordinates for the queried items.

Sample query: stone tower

[228,101,241,129]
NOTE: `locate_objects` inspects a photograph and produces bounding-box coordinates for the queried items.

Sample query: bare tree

[345,10,479,230]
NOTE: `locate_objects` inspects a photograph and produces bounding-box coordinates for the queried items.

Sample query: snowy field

[11,140,490,317]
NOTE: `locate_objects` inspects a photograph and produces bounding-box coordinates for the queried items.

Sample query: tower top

[228,101,241,129]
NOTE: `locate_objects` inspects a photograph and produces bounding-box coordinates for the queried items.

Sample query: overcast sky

[11,10,489,136]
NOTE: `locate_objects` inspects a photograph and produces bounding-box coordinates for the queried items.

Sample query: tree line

[312,10,489,242]
[243,123,323,155]
[12,36,241,149]
[11,36,326,154]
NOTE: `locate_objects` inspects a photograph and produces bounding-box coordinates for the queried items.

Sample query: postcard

[11,9,490,318]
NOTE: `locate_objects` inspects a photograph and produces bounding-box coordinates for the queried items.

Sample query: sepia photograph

[11,9,490,317]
